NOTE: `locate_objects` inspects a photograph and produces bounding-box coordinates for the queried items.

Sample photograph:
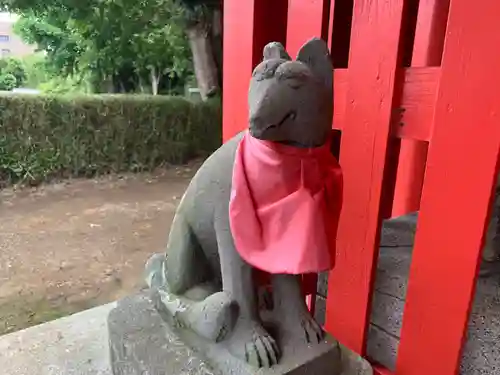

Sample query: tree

[176,0,222,99]
[121,0,192,95]
[13,12,86,76]
[131,23,191,95]
[3,0,193,94]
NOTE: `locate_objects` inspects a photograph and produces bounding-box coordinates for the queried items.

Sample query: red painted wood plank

[392,67,438,141]
[396,1,500,374]
[324,0,407,354]
[286,0,331,57]
[223,0,255,141]
[392,0,450,217]
[332,69,347,130]
[412,0,450,67]
[333,68,438,142]
[222,0,288,141]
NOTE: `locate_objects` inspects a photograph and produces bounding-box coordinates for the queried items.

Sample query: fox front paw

[228,320,280,368]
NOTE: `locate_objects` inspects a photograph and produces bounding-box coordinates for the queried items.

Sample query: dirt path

[0,162,201,335]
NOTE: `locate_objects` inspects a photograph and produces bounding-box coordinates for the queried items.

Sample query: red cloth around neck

[229,131,343,275]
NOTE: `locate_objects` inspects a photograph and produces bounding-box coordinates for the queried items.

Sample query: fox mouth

[265,110,297,131]
[251,110,297,138]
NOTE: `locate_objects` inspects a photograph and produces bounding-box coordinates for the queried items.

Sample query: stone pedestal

[0,292,370,375]
[108,292,371,375]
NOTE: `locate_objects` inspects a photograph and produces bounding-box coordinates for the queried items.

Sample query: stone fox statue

[145,38,341,368]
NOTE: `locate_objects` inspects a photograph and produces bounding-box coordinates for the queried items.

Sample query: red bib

[229,131,343,274]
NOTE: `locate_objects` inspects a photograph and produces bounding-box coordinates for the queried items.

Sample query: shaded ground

[0,161,201,335]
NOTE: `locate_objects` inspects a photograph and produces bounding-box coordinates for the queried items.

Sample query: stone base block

[0,302,116,375]
[0,292,371,375]
[108,292,372,375]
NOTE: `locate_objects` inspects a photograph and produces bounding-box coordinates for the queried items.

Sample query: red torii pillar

[222,0,288,141]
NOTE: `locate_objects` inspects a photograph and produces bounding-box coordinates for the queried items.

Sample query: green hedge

[0,94,222,187]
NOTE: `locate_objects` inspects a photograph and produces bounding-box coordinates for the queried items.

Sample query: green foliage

[0,73,17,91]
[13,12,85,76]
[21,53,55,88]
[19,53,89,94]
[0,57,27,87]
[0,94,221,186]
[6,0,193,94]
[0,57,27,90]
[38,72,91,94]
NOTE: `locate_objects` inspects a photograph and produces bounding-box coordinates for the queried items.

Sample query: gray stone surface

[369,292,403,338]
[0,293,371,375]
[109,292,216,375]
[0,302,116,375]
[339,344,373,375]
[365,244,500,375]
[109,291,349,375]
[379,213,418,248]
[316,215,417,300]
[366,326,398,371]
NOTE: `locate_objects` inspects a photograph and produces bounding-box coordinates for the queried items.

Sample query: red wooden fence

[391,0,449,217]
[223,0,500,374]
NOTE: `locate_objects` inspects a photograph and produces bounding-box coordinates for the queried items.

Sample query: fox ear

[296,37,333,94]
[263,42,291,61]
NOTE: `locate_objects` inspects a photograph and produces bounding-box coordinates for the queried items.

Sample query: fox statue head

[248,38,334,148]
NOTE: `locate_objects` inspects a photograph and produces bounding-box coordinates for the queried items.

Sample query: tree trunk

[94,73,114,93]
[138,76,146,93]
[211,8,223,91]
[150,67,160,95]
[186,23,219,100]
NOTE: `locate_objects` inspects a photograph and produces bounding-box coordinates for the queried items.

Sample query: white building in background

[0,13,35,58]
